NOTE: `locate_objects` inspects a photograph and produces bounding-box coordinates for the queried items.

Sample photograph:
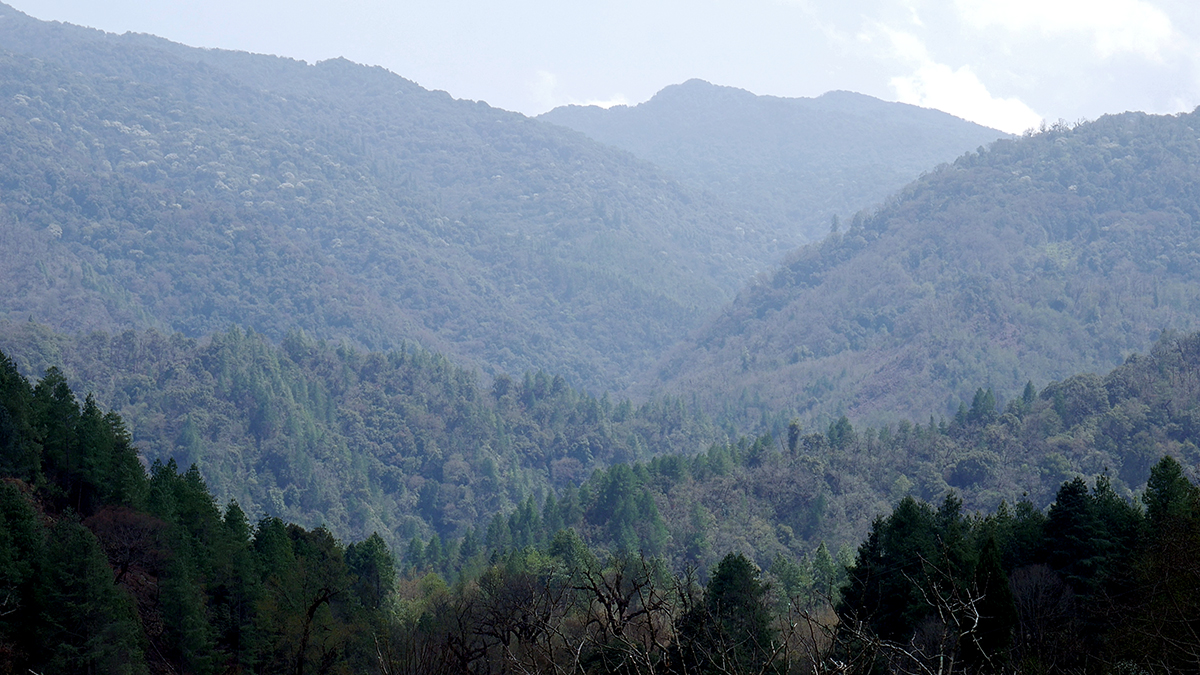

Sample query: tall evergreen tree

[0,481,44,671]
[962,535,1017,669]
[209,500,261,672]
[676,552,776,674]
[0,353,37,482]
[36,518,148,675]
[346,532,395,612]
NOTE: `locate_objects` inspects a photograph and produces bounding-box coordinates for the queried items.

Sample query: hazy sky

[8,0,1200,134]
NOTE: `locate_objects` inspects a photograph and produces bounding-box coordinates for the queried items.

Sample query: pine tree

[0,352,37,482]
[210,500,261,671]
[962,535,1017,669]
[1044,477,1099,594]
[346,533,395,612]
[0,481,44,670]
[812,541,838,601]
[676,553,776,674]
[32,367,80,505]
[1143,455,1196,528]
[37,518,148,674]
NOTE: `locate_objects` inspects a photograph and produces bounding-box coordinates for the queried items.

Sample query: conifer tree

[37,518,148,675]
[675,552,775,674]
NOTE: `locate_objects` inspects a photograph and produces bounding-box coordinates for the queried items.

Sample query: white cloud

[530,70,628,112]
[579,95,630,109]
[954,0,1176,59]
[891,62,1043,133]
[532,70,559,111]
[868,26,1042,133]
[878,27,930,63]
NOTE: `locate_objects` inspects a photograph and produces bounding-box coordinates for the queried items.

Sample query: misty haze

[1,1,1200,673]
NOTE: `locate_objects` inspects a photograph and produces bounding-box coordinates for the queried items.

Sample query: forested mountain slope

[652,112,1200,426]
[0,3,772,392]
[832,454,1200,673]
[424,330,1200,583]
[540,79,1007,244]
[0,352,409,674]
[6,326,1200,675]
[0,321,723,551]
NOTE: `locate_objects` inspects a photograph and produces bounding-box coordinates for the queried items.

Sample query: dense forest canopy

[0,1,777,393]
[400,330,1200,583]
[831,455,1200,673]
[0,321,723,551]
[653,111,1200,428]
[5,3,1200,673]
[5,338,1200,673]
[0,349,420,674]
[541,79,1006,244]
[6,323,1200,583]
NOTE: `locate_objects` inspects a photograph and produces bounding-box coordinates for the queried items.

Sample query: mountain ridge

[649,111,1200,427]
[540,78,1009,246]
[0,3,776,393]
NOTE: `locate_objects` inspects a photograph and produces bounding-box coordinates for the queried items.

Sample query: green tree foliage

[7,353,1199,673]
[0,326,722,551]
[258,524,357,675]
[0,350,390,674]
[832,457,1200,673]
[541,80,1005,244]
[964,534,1016,669]
[834,491,1031,670]
[372,457,1200,673]
[656,112,1200,429]
[8,327,1200,606]
[839,497,938,641]
[588,463,668,554]
[1119,456,1200,670]
[0,352,38,481]
[403,330,1200,589]
[36,518,148,674]
[347,532,397,613]
[674,552,777,674]
[209,500,261,672]
[0,479,44,665]
[0,8,784,395]
[1142,454,1196,526]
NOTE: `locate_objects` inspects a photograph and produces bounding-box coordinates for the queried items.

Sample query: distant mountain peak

[540,80,1006,245]
[642,79,760,108]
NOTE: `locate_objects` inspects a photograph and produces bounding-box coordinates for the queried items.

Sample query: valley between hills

[3,2,1200,673]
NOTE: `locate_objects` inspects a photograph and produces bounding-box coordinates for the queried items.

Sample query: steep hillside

[540,80,1007,245]
[651,112,1200,426]
[446,330,1200,579]
[5,326,1199,675]
[9,322,1198,599]
[0,322,722,550]
[0,4,774,392]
